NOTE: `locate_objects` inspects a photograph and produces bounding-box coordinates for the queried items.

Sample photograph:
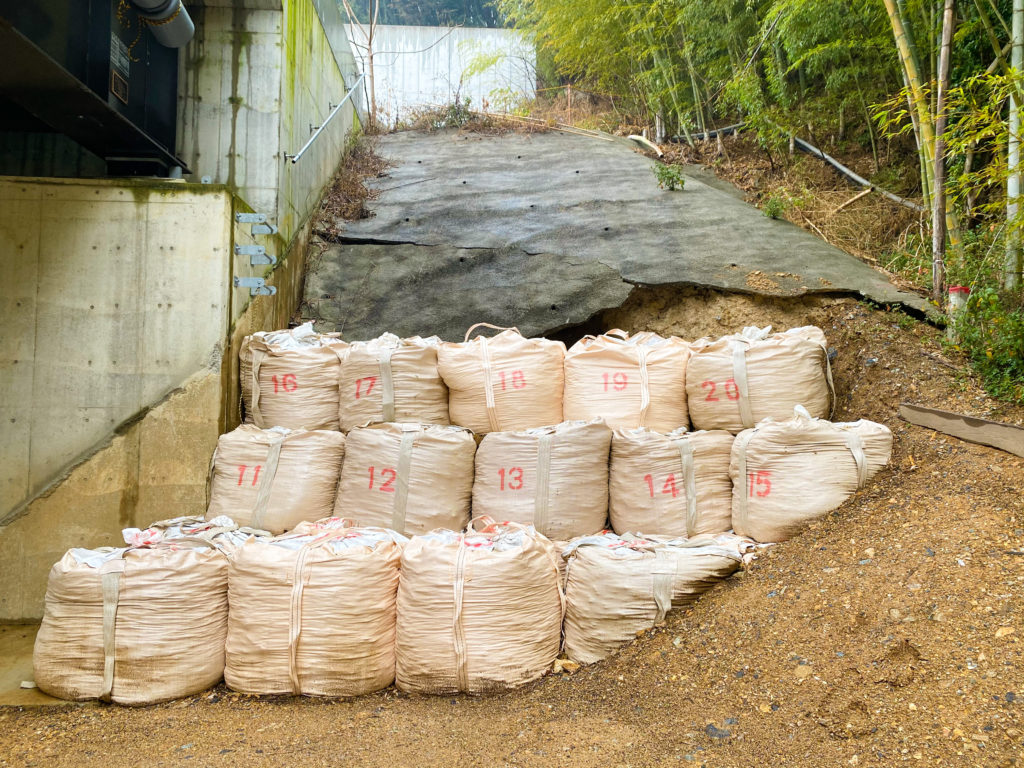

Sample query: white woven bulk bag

[609,428,734,537]
[564,330,691,431]
[563,532,750,664]
[472,420,611,540]
[122,515,267,553]
[290,516,358,534]
[396,523,563,694]
[686,326,834,433]
[225,528,404,697]
[730,406,893,542]
[334,423,476,535]
[437,324,565,434]
[33,540,228,705]
[240,322,347,430]
[206,425,346,534]
[338,333,449,432]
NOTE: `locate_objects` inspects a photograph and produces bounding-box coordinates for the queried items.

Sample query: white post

[1007,0,1023,288]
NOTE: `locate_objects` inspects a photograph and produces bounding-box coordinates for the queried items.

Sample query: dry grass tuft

[662,135,925,291]
[313,139,393,239]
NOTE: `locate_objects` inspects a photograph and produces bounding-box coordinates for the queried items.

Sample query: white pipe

[287,74,367,164]
[131,0,195,49]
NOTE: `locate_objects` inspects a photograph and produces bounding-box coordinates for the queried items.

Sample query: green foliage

[945,71,1023,227]
[952,287,1024,403]
[762,195,786,218]
[423,98,474,130]
[652,163,685,190]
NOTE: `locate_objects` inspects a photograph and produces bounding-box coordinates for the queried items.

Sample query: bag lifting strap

[378,347,396,422]
[636,346,652,427]
[464,324,520,433]
[479,337,501,433]
[288,542,315,695]
[533,433,554,535]
[391,425,419,534]
[250,431,304,531]
[730,341,755,429]
[650,549,677,623]
[249,344,268,427]
[98,558,127,702]
[673,438,698,537]
[732,429,757,533]
[452,542,470,692]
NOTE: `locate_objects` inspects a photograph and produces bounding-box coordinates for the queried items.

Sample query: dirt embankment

[2,292,1022,768]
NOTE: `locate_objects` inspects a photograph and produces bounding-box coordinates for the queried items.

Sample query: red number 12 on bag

[368,466,397,492]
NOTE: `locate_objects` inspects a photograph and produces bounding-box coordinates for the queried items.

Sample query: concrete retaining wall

[0,179,232,619]
[0,179,233,523]
[0,178,318,620]
[346,24,535,126]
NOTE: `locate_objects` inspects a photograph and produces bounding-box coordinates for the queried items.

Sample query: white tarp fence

[345,24,536,126]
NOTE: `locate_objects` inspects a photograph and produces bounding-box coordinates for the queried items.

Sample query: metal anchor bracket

[235,212,267,224]
[234,212,278,236]
[234,244,277,266]
[233,276,276,296]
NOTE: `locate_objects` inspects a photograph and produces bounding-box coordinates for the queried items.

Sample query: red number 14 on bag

[643,473,679,498]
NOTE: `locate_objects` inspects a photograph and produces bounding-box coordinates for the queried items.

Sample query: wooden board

[899,403,1024,458]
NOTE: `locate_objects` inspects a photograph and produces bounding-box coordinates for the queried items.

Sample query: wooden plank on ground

[899,403,1024,458]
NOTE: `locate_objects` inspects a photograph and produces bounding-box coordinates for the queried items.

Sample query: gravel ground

[2,294,1022,768]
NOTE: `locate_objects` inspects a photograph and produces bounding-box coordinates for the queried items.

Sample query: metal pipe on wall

[130,0,195,48]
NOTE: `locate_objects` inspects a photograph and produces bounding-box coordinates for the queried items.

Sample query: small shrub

[762,196,786,219]
[952,287,1024,403]
[653,163,685,191]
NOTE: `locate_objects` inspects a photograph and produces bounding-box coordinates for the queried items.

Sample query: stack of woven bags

[34,322,892,704]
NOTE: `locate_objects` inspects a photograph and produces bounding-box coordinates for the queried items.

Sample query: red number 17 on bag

[747,470,772,497]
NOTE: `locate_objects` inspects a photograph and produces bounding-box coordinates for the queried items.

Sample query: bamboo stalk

[883,0,964,260]
[1007,0,1023,289]
[932,0,956,304]
[831,188,874,216]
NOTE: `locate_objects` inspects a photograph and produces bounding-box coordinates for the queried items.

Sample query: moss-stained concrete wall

[178,0,361,245]
[177,4,284,221]
[278,0,360,241]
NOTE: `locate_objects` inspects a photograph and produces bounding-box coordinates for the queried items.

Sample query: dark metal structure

[0,0,190,175]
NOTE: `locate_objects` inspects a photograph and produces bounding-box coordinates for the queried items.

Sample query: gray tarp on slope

[304,129,926,341]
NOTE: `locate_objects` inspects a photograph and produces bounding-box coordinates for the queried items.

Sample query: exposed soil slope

[2,293,1022,768]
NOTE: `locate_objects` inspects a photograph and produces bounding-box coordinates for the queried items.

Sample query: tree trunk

[1008,0,1024,289]
[933,0,956,304]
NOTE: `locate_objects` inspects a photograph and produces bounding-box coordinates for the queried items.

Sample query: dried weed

[312,139,393,239]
